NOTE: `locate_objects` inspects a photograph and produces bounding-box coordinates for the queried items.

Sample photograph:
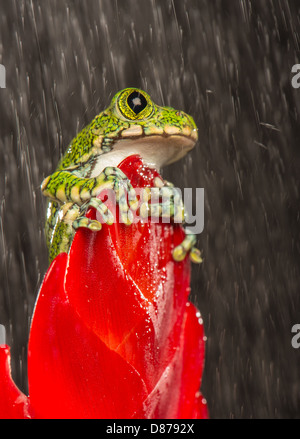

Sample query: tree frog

[42,88,202,264]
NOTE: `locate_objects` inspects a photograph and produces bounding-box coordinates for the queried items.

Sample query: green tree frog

[42,88,201,264]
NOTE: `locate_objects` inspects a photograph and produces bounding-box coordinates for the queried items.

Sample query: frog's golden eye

[127,91,147,115]
[117,88,154,120]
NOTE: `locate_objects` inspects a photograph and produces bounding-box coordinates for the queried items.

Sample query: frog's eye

[117,89,154,120]
[127,91,147,115]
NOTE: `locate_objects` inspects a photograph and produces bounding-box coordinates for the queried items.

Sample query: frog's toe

[85,197,115,225]
[73,217,102,232]
[172,244,187,262]
[162,179,174,188]
[119,209,134,226]
[128,188,139,211]
[172,232,202,264]
[172,243,202,264]
[139,199,184,223]
[189,247,203,264]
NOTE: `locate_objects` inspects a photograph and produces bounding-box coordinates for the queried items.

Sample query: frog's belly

[90,135,195,177]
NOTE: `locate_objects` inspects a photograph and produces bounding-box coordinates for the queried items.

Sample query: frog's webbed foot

[58,201,103,233]
[95,167,139,211]
[172,230,203,264]
[72,193,135,232]
[43,166,139,233]
[73,217,103,232]
[72,197,114,232]
[138,182,201,263]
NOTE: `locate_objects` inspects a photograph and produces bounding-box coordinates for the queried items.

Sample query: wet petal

[28,253,148,418]
[0,345,30,419]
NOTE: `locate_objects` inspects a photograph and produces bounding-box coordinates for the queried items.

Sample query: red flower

[0,155,208,419]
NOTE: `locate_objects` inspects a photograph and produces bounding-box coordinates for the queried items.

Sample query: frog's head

[93,88,198,171]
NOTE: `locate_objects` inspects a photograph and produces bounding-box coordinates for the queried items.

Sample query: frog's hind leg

[48,200,109,262]
[172,229,203,264]
[48,203,79,262]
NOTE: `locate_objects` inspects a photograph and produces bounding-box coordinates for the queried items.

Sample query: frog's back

[57,123,95,171]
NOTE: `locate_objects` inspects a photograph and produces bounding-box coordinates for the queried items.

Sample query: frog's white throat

[90,135,196,177]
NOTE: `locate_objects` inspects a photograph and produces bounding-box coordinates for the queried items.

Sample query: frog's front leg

[43,168,139,262]
[42,167,139,228]
[141,182,202,264]
[41,167,138,209]
[151,181,202,264]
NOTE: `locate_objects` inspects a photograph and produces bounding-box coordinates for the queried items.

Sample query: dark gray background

[0,0,299,419]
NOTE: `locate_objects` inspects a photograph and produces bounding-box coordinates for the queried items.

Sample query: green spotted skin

[42,88,198,263]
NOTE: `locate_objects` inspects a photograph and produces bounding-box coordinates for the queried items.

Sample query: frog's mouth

[90,132,197,177]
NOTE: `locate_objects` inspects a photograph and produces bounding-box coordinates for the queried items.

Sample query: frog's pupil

[127,91,147,115]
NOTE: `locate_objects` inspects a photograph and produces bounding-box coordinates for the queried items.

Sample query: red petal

[65,227,150,351]
[175,303,208,419]
[133,303,206,419]
[28,253,147,418]
[0,345,30,419]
